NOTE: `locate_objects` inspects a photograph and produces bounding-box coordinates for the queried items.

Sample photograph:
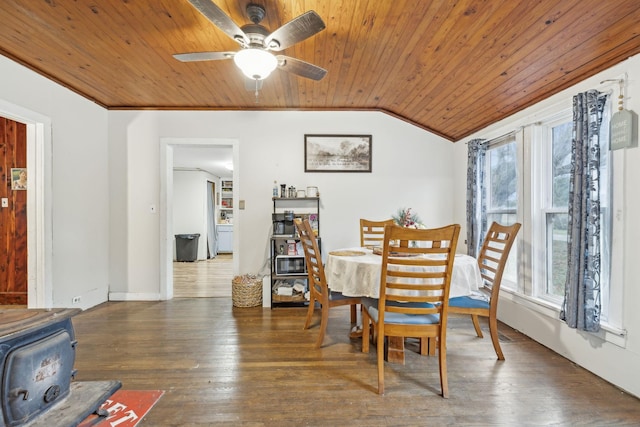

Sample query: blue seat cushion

[329,290,356,301]
[362,297,439,325]
[449,295,490,309]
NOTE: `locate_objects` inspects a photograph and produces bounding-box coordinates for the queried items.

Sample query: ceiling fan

[174,0,327,90]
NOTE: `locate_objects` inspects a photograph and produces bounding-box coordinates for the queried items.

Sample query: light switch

[1,198,8,208]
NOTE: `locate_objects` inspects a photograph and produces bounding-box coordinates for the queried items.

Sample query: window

[484,134,518,288]
[543,119,572,302]
[474,93,620,334]
[531,105,612,312]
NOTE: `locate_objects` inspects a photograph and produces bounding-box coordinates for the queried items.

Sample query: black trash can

[175,233,200,262]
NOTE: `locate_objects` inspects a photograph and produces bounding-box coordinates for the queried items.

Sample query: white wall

[107,110,454,293]
[452,53,640,397]
[0,55,110,310]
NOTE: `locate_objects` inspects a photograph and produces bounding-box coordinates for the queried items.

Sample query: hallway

[173,254,233,298]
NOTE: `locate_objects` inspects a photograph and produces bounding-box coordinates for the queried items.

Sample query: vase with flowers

[392,207,424,247]
[392,207,424,229]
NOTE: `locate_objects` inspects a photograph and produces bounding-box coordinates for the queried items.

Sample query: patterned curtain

[466,139,487,257]
[560,90,609,332]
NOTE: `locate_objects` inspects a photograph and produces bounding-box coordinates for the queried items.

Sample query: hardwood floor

[72,299,640,426]
[173,254,233,298]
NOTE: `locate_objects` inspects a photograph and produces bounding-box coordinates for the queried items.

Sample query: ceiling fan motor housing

[240,24,271,48]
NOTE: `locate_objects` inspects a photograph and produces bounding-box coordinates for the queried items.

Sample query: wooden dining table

[324,247,483,363]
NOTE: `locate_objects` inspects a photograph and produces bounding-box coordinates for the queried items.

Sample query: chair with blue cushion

[361,223,460,397]
[449,221,521,360]
[294,218,361,348]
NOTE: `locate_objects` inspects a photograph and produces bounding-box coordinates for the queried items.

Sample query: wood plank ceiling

[0,0,639,141]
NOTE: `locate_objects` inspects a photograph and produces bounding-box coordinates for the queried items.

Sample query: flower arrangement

[392,207,424,229]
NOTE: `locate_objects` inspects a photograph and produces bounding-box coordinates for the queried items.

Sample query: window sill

[499,289,627,348]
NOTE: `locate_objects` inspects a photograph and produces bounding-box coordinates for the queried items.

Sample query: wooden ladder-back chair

[294,219,360,348]
[448,221,521,360]
[362,224,460,397]
[360,218,395,248]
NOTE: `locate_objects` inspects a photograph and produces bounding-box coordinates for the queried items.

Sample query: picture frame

[304,134,372,172]
[11,168,27,190]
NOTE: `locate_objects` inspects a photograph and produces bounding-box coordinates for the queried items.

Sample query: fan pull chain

[255,79,260,104]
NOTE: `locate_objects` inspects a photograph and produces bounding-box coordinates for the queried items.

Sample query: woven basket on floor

[232,275,262,307]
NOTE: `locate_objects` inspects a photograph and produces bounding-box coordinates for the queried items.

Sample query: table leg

[386,336,405,364]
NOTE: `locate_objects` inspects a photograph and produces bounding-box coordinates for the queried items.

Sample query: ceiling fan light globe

[233,48,277,80]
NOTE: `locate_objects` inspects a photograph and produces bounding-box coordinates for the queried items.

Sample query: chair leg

[315,304,329,348]
[438,337,449,398]
[428,337,437,356]
[377,329,385,395]
[350,304,357,324]
[303,296,316,330]
[471,314,483,338]
[488,315,505,360]
[362,310,370,353]
[419,337,428,355]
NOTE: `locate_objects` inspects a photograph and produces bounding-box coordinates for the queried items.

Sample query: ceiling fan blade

[188,0,248,46]
[276,55,327,81]
[264,11,325,51]
[244,78,264,92]
[173,51,235,62]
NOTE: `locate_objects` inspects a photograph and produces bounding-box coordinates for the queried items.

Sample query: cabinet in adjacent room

[217,224,233,253]
[270,196,320,307]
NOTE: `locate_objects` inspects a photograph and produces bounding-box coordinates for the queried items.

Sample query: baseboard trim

[109,292,163,301]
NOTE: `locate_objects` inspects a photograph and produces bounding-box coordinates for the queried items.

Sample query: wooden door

[0,117,28,305]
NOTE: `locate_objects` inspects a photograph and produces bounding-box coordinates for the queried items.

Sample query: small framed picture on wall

[11,168,27,190]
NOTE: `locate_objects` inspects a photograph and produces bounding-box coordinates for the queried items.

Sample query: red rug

[78,390,164,427]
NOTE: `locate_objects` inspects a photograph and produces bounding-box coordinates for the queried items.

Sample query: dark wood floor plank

[72,299,640,426]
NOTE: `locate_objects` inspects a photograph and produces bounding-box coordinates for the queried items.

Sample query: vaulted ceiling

[1,1,639,141]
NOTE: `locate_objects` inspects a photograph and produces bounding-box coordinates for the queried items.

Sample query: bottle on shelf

[273,180,279,197]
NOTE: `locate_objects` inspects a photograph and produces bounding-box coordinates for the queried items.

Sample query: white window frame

[531,111,572,305]
[483,134,520,290]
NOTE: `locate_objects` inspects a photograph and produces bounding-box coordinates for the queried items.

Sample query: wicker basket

[232,275,263,307]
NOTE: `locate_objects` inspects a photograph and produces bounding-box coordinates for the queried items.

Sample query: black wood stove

[0,309,120,426]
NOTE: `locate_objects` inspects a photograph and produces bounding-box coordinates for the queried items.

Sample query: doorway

[0,117,27,304]
[0,101,53,309]
[160,138,239,300]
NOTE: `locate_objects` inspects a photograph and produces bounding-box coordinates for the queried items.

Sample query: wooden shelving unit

[270,197,320,308]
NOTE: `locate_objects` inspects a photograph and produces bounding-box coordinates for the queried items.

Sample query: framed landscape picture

[304,134,372,172]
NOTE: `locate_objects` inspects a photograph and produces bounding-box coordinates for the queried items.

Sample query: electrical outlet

[1,198,7,208]
[72,296,81,304]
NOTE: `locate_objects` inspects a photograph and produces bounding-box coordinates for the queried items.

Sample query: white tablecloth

[324,247,482,299]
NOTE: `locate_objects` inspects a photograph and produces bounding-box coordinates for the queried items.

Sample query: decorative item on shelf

[306,186,318,197]
[392,207,424,229]
[309,214,319,236]
[273,180,279,197]
[287,240,297,255]
[280,184,286,198]
[297,189,306,198]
